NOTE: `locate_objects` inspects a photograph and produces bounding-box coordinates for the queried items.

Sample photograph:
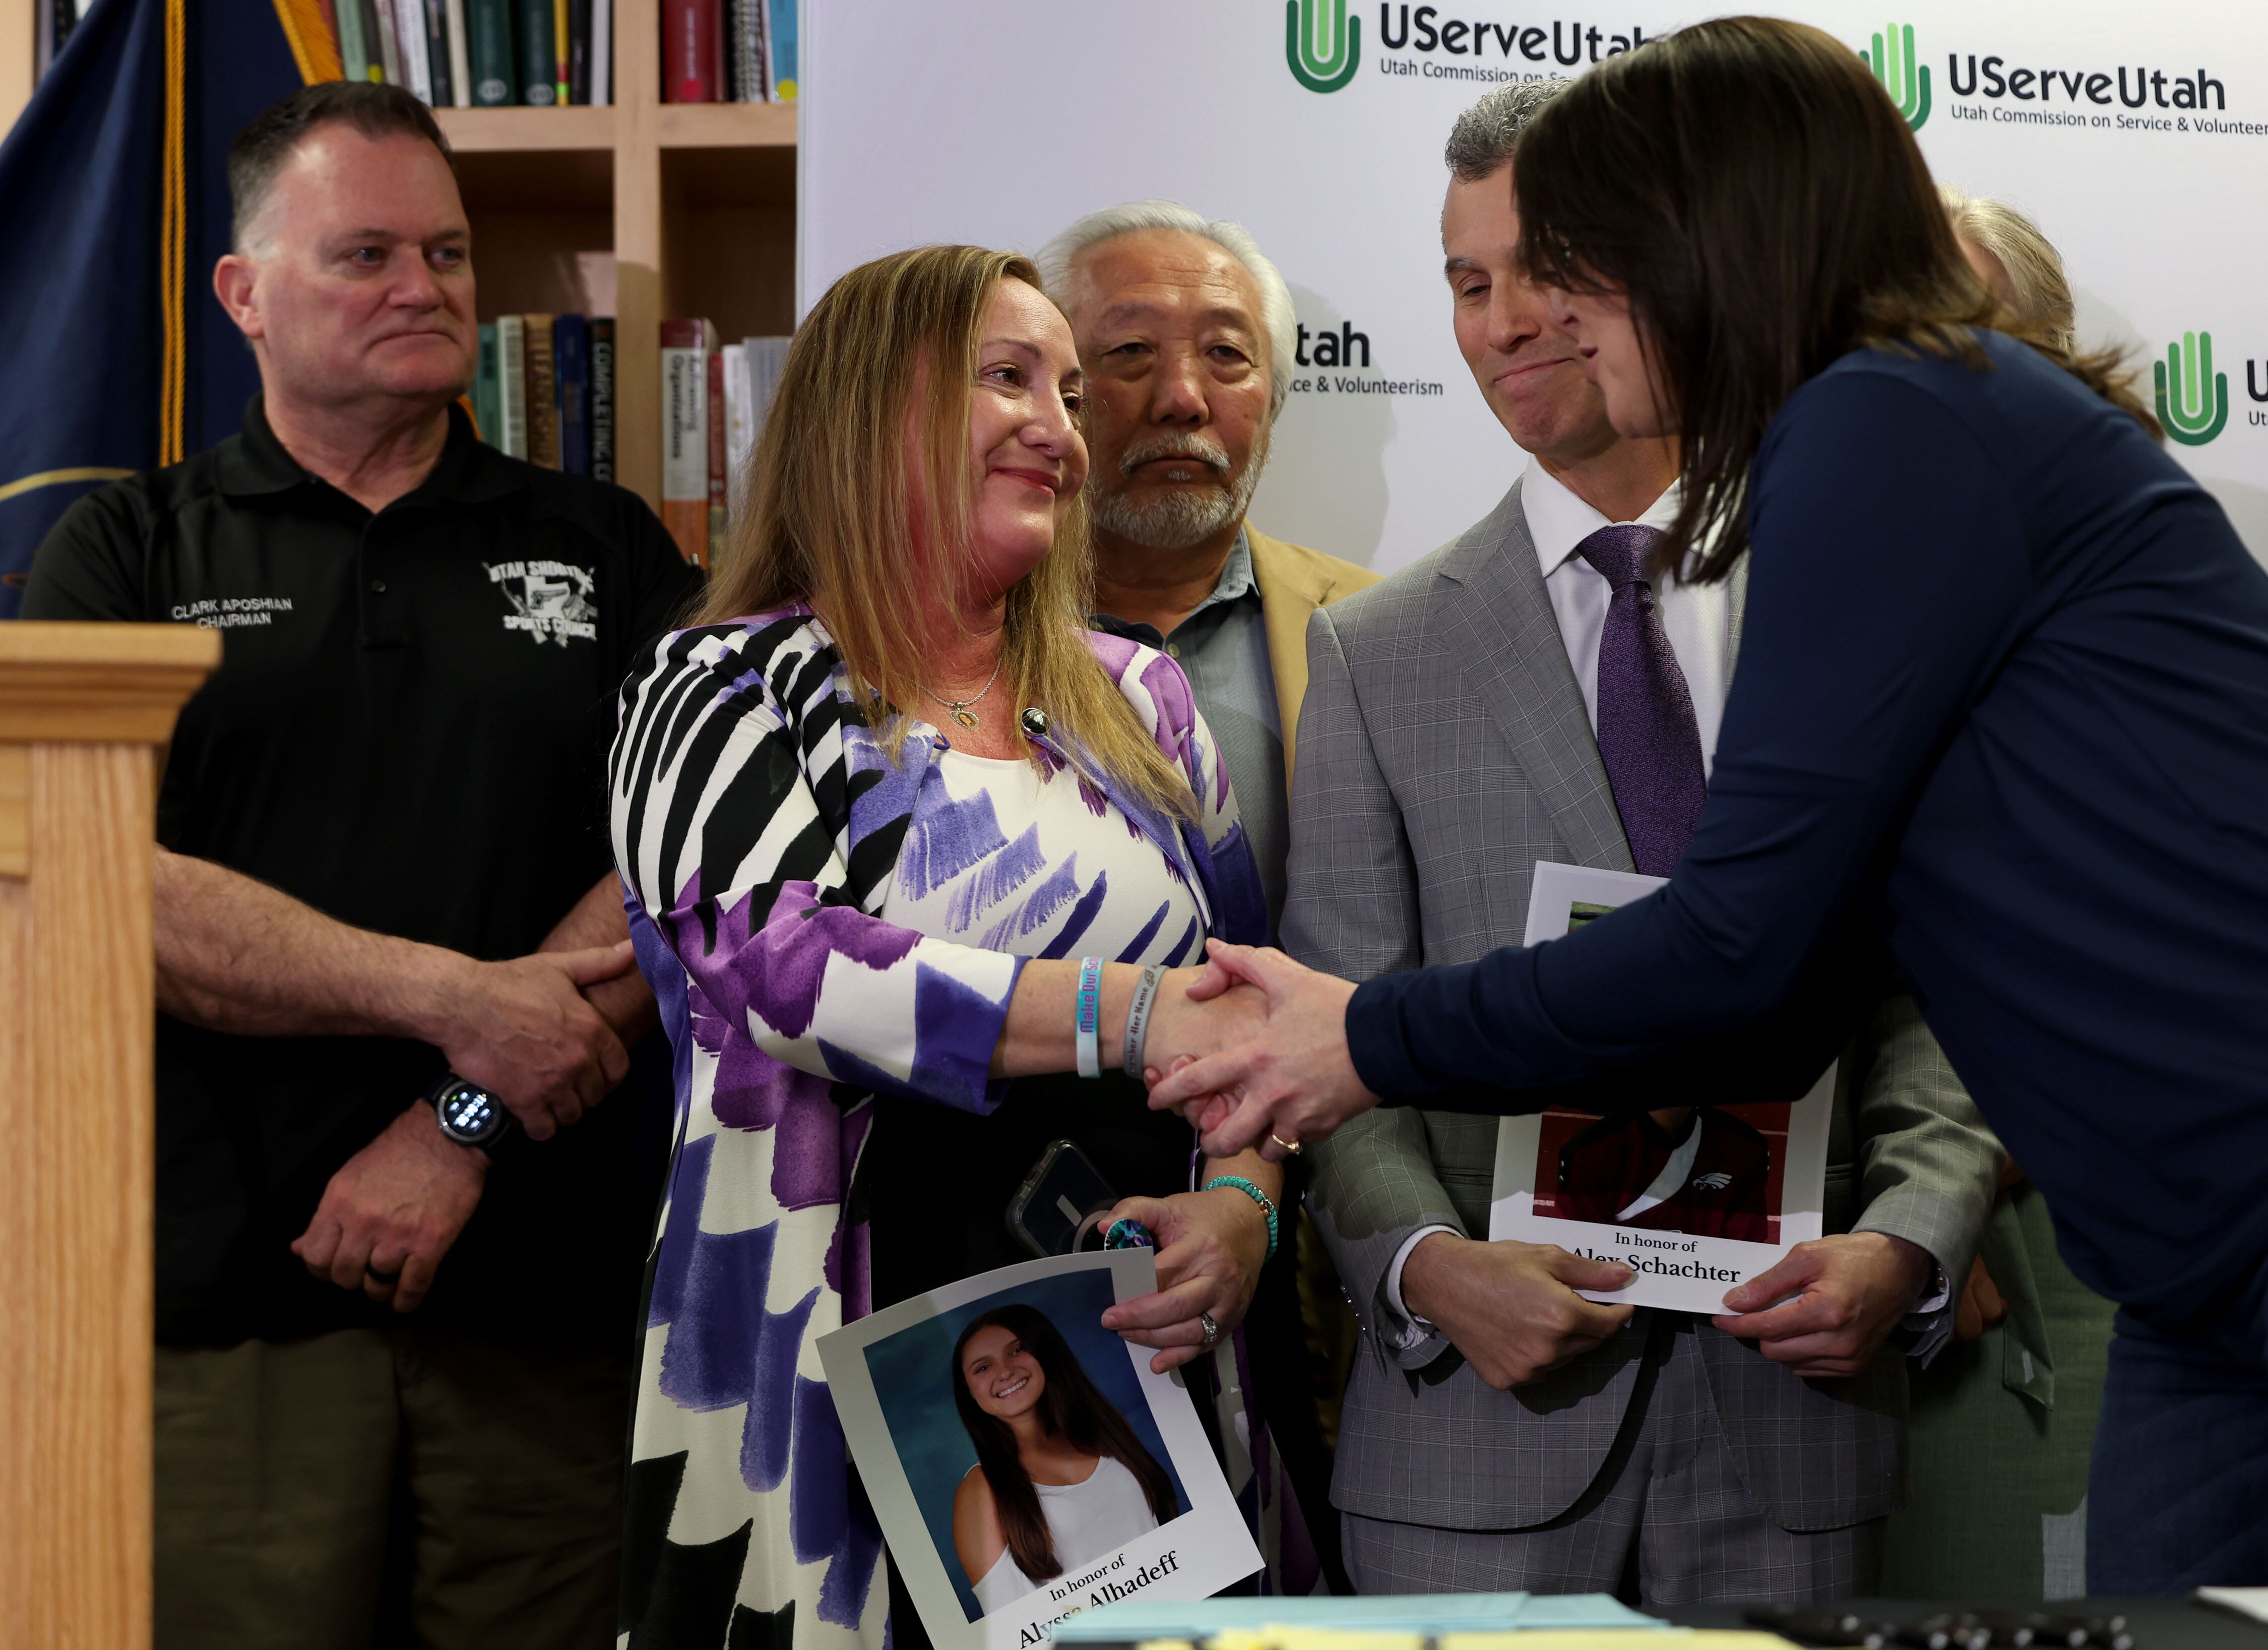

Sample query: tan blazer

[1245,523,1379,777]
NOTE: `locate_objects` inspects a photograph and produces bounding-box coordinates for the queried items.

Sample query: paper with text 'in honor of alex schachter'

[817,1250,1262,1650]
[1487,863,1834,1315]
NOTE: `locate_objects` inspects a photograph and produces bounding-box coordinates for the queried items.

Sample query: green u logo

[1863,22,1931,130]
[1287,0,1359,93]
[2156,331,2229,446]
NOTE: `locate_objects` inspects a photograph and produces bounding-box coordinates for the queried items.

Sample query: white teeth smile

[994,1374,1029,1399]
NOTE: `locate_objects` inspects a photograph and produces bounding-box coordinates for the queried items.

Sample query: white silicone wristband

[1075,956,1104,1079]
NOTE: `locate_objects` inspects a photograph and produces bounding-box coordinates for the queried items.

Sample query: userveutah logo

[1287,0,1360,92]
[2156,331,2228,447]
[1862,21,1931,131]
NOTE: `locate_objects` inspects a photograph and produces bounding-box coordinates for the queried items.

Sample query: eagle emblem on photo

[485,558,599,645]
[1689,1171,1735,1192]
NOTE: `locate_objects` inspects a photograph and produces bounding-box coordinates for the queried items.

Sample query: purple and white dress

[606,605,1290,1650]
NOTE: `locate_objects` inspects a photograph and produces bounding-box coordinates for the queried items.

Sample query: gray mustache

[1116,436,1232,479]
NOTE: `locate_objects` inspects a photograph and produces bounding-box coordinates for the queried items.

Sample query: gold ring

[1270,1133,1302,1155]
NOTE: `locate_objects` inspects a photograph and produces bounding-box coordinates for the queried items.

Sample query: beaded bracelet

[1203,1174,1280,1264]
[1075,956,1105,1078]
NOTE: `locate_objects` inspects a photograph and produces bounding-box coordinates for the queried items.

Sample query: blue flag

[0,0,332,617]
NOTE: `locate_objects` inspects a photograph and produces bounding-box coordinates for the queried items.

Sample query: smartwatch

[429,1072,521,1157]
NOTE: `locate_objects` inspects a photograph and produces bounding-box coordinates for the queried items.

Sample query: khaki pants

[154,1327,631,1650]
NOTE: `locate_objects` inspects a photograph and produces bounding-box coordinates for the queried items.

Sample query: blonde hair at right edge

[698,243,1195,819]
[1939,185,2077,354]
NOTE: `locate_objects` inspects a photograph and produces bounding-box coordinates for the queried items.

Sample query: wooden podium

[0,623,219,1649]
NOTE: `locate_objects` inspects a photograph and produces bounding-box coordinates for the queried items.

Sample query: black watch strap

[428,1073,525,1159]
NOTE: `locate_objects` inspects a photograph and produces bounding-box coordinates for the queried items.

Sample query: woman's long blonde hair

[699,245,1194,818]
[1939,185,2077,354]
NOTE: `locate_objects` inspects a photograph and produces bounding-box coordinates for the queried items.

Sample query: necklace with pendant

[921,655,1004,731]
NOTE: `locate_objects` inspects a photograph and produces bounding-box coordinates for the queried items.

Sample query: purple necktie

[1576,523,1706,876]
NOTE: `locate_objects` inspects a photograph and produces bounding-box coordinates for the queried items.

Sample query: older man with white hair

[1038,202,1375,932]
[1039,202,1376,1590]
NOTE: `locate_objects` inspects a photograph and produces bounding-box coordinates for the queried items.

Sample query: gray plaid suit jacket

[1287,479,2001,1539]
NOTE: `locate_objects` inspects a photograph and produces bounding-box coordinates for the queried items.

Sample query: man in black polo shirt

[24,84,699,1649]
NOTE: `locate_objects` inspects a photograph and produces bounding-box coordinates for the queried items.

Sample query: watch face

[435,1079,507,1145]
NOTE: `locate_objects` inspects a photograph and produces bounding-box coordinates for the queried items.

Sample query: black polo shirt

[24,397,702,1347]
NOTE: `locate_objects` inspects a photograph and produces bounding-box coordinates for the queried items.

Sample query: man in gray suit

[1287,81,2002,1604]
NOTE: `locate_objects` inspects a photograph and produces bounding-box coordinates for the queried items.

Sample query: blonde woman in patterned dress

[607,246,1314,1650]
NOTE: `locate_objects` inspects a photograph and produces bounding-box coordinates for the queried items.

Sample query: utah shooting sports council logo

[1286,0,1359,92]
[1862,22,1931,130]
[2155,331,2228,446]
[485,558,600,644]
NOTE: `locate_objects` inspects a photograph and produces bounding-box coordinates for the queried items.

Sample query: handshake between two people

[1137,945,1940,1387]
[1135,940,1380,1162]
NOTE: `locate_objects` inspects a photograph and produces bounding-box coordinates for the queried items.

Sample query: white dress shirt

[1520,456,1732,773]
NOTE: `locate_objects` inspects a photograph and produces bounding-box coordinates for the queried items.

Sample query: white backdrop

[798,2,2268,574]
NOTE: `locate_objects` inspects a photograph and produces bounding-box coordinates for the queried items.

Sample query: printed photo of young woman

[948,1305,1179,1614]
[821,1252,1258,1650]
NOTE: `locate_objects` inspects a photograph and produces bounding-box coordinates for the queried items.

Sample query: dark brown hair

[1514,16,2155,582]
[228,82,453,252]
[951,1304,1177,1583]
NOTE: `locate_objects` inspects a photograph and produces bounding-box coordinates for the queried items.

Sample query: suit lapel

[1249,524,1335,778]
[1441,480,1635,875]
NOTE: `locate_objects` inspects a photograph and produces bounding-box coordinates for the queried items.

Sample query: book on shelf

[421,0,455,104]
[515,0,556,104]
[664,0,719,101]
[34,0,83,84]
[311,0,612,104]
[466,0,514,103]
[474,323,501,445]
[721,337,790,524]
[568,0,592,103]
[479,312,608,479]
[553,0,572,105]
[706,346,728,566]
[671,0,794,101]
[334,0,369,82]
[524,315,560,468]
[393,0,433,104]
[371,0,404,85]
[743,336,791,427]
[661,319,717,567]
[496,316,529,460]
[721,344,752,524]
[765,0,796,100]
[727,0,767,101]
[443,0,473,104]
[588,319,617,483]
[590,0,612,103]
[555,315,591,476]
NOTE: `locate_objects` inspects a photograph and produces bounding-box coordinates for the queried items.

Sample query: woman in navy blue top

[1153,18,2268,1594]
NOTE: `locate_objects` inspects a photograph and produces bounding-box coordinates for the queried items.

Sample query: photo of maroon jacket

[1554,1107,1773,1241]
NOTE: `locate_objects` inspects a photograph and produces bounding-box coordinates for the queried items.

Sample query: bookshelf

[0,0,798,512]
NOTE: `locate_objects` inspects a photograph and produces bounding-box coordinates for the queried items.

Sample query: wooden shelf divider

[656,99,796,148]
[434,104,618,153]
